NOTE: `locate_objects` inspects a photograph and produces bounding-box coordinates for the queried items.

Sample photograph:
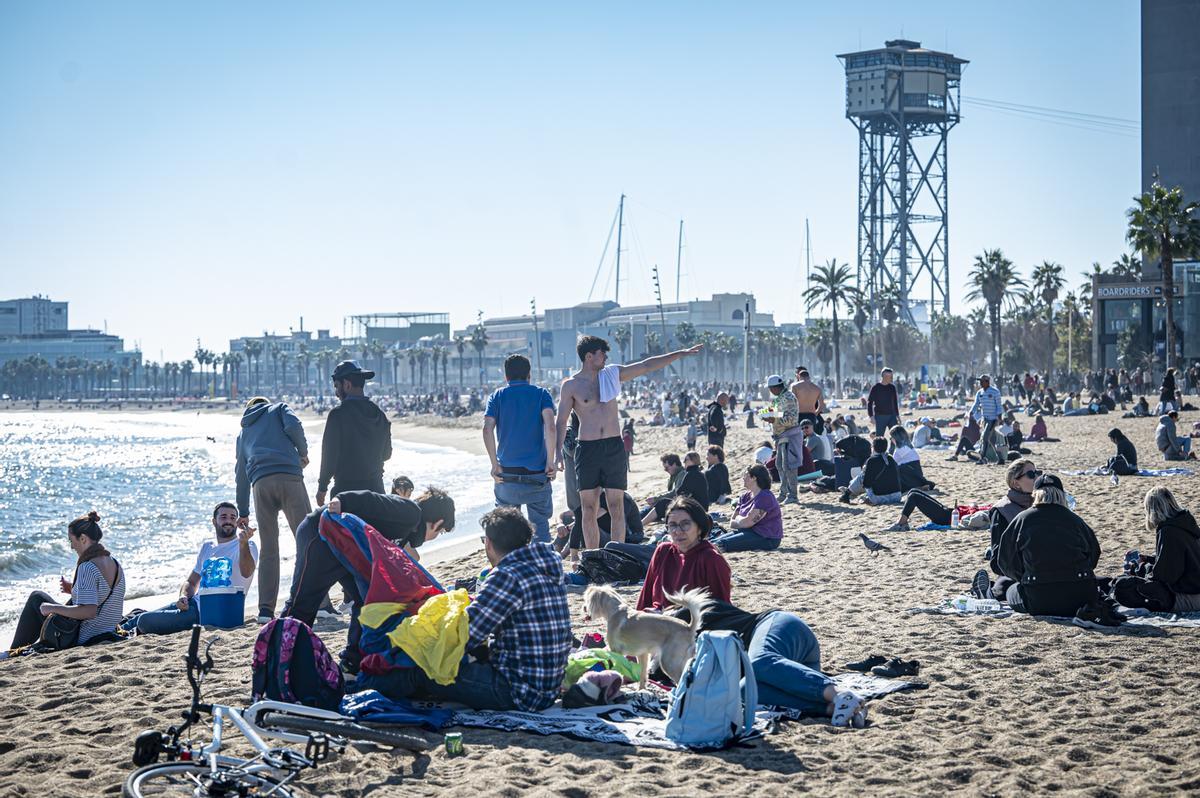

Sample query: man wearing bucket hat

[316,360,392,506]
[119,502,258,636]
[761,374,802,505]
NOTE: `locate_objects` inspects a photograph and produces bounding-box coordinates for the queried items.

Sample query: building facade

[0,297,139,371]
[1142,0,1200,202]
[1091,265,1200,370]
[0,296,69,337]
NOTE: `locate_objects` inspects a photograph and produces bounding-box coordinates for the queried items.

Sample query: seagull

[858,533,891,554]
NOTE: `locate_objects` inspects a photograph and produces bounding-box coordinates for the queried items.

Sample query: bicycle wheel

[123,760,293,797]
[258,711,428,752]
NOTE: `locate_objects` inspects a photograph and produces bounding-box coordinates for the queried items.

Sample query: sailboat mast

[675,219,684,304]
[614,194,625,304]
[805,217,812,297]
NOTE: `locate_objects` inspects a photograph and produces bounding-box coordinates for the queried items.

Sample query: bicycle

[124,625,427,797]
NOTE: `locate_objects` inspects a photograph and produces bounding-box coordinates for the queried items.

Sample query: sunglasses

[1021,469,1041,480]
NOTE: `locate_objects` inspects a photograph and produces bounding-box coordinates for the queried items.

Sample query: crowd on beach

[8,337,1200,743]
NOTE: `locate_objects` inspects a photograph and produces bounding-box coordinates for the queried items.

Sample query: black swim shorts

[574,436,628,491]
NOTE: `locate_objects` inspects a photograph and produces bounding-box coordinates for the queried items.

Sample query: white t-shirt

[193,537,260,593]
[754,445,773,464]
[892,445,920,466]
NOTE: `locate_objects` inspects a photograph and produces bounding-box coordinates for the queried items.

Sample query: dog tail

[664,587,714,635]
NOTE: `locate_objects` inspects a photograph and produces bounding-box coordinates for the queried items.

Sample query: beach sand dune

[2,409,1199,795]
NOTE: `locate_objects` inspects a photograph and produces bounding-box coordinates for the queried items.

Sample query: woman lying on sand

[885,458,1035,533]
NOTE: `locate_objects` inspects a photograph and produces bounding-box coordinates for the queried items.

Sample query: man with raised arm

[791,366,827,434]
[555,335,702,550]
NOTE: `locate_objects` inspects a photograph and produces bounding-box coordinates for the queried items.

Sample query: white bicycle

[124,625,427,797]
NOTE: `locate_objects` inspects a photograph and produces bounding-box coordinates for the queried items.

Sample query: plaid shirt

[467,542,571,711]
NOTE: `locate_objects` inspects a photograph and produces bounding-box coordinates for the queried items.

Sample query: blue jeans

[865,489,902,505]
[711,529,781,552]
[748,611,833,713]
[358,660,518,711]
[121,596,200,635]
[495,476,553,543]
[874,414,899,437]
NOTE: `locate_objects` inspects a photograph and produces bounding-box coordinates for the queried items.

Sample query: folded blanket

[1063,467,1194,477]
[408,672,922,750]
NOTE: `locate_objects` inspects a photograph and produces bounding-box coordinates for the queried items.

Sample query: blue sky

[0,1,1141,361]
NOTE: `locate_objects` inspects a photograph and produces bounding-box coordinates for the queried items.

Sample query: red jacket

[637,539,731,611]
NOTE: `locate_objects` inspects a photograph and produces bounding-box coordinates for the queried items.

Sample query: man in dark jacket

[642,452,711,523]
[235,397,312,621]
[995,473,1102,616]
[867,368,900,437]
[316,360,392,504]
[706,393,728,447]
[844,437,901,504]
[284,487,456,673]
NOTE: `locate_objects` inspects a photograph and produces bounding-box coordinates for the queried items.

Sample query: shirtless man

[555,335,702,549]
[791,367,827,434]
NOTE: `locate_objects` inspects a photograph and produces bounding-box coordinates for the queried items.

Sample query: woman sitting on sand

[711,464,784,553]
[666,598,868,727]
[888,426,934,492]
[946,415,981,461]
[636,497,731,611]
[1106,428,1139,475]
[1108,487,1200,612]
[884,457,1036,533]
[9,511,125,651]
[991,473,1103,617]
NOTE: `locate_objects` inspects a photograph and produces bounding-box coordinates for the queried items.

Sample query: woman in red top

[636,496,731,611]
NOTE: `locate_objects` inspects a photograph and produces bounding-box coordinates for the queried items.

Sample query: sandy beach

[2,406,1199,796]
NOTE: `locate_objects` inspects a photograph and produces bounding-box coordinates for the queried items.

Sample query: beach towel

[417,672,922,750]
[907,597,1200,631]
[1063,467,1194,477]
[340,689,453,731]
[599,363,622,403]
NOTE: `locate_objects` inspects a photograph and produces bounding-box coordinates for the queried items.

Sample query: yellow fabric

[387,589,471,686]
[357,601,408,630]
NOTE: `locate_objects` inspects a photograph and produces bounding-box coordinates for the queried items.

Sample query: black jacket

[861,453,900,495]
[996,504,1100,587]
[1149,510,1200,596]
[706,402,727,440]
[674,464,711,509]
[335,491,425,550]
[705,462,732,499]
[318,397,393,494]
[1114,435,1138,468]
[835,435,872,466]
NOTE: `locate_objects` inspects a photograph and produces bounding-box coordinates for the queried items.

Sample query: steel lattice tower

[837,39,967,326]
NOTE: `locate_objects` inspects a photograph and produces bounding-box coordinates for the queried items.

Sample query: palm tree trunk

[832,307,841,397]
[1163,241,1176,370]
[991,305,1001,375]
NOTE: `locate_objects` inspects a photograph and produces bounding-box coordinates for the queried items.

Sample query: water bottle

[1111,473,1120,487]
[966,598,1002,612]
[950,499,960,529]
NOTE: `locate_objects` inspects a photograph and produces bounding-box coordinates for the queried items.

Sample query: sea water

[0,410,550,644]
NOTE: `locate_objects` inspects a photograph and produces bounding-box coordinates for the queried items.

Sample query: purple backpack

[251,617,345,712]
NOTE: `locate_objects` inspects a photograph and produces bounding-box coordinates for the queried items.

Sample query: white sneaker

[831,690,867,728]
[255,614,273,625]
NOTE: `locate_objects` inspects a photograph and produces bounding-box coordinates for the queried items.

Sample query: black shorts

[575,437,628,491]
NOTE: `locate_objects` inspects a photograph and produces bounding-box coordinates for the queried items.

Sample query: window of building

[1104,299,1141,335]
[731,309,744,321]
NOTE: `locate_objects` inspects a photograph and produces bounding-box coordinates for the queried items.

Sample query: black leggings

[901,489,952,525]
[11,590,54,649]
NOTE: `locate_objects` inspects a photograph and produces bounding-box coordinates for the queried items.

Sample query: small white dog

[582,585,711,688]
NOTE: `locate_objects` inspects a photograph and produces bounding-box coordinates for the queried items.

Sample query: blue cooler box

[196,587,247,628]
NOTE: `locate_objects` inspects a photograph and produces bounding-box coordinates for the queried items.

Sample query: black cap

[1033,473,1063,491]
[331,360,375,381]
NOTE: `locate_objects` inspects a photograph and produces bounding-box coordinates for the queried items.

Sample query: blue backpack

[664,630,758,747]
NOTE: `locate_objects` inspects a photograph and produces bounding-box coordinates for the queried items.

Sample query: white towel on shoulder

[599,364,622,403]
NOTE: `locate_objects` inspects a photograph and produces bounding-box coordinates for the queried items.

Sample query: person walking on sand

[555,335,702,550]
[316,360,392,506]
[969,374,1004,465]
[484,354,557,544]
[235,396,312,622]
[867,368,900,438]
[706,392,729,447]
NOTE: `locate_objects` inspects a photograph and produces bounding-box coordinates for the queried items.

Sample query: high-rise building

[0,296,68,336]
[1141,0,1200,200]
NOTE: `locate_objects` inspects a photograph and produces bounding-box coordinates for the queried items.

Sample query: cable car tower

[837,39,967,326]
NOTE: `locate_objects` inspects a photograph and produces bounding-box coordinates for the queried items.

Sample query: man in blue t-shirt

[484,354,557,542]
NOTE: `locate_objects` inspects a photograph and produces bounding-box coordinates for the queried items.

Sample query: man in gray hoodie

[236,396,312,621]
[1156,411,1195,461]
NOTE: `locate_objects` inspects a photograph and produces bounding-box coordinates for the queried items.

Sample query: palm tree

[965,249,1026,375]
[244,340,263,394]
[674,322,697,380]
[296,342,310,396]
[369,339,388,386]
[804,320,834,383]
[470,324,489,385]
[1127,177,1200,370]
[611,325,632,363]
[387,346,403,398]
[1110,252,1141,281]
[1031,261,1065,379]
[267,342,281,395]
[454,334,466,387]
[417,348,431,387]
[181,359,194,395]
[802,259,859,395]
[408,349,418,386]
